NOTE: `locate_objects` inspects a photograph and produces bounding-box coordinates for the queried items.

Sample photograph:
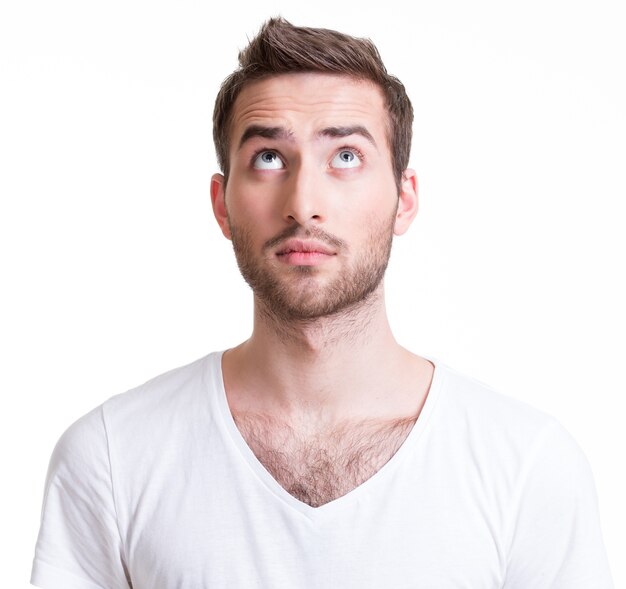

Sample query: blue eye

[331,149,362,169]
[253,151,284,169]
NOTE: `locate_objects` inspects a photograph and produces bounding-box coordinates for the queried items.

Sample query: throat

[232,412,418,508]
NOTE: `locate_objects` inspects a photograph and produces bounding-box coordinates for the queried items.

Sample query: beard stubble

[228,206,397,323]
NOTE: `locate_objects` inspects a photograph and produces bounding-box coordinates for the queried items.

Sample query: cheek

[342,179,398,226]
[225,182,276,228]
[361,202,398,239]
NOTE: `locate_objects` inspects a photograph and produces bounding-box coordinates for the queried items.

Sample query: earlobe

[394,169,419,236]
[210,173,232,240]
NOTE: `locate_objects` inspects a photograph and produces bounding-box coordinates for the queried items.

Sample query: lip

[275,239,336,266]
[275,239,336,256]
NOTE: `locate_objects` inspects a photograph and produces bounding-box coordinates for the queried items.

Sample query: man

[31,17,613,588]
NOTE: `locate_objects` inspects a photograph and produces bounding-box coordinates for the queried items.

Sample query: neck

[222,282,432,425]
[253,280,384,350]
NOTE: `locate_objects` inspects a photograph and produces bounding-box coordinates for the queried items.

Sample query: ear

[394,168,419,236]
[210,173,232,240]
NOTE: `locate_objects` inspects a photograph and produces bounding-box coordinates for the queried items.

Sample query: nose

[281,159,325,226]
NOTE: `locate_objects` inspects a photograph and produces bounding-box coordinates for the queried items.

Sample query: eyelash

[249,146,366,168]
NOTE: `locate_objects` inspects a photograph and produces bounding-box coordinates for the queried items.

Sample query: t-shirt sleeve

[503,418,614,588]
[31,406,131,589]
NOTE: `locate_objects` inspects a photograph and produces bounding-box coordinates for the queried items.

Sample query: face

[211,73,418,322]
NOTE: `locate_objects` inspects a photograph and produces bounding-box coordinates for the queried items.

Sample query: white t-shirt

[31,352,613,588]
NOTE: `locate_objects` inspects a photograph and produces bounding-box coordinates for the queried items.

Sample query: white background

[1,0,624,586]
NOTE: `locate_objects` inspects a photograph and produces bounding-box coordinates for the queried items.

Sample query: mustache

[263,225,346,251]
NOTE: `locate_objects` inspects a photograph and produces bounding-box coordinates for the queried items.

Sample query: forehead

[229,73,388,146]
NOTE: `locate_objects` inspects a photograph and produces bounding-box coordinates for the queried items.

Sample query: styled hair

[212,17,413,191]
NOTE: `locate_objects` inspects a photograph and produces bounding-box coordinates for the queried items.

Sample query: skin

[211,72,434,434]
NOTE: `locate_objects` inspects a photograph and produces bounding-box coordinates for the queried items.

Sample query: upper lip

[276,239,336,255]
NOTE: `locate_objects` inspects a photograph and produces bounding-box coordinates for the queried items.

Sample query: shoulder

[47,404,109,484]
[434,361,558,438]
[429,361,588,483]
[51,352,220,466]
[102,352,217,427]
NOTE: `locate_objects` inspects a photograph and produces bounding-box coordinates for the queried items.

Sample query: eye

[252,150,284,170]
[331,149,362,169]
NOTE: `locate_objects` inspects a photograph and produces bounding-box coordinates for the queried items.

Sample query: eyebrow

[317,125,377,149]
[238,125,294,150]
[237,124,378,150]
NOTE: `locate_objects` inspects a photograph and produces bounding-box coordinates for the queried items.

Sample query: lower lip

[277,252,334,266]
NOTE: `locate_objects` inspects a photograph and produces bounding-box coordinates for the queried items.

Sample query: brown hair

[212,17,413,192]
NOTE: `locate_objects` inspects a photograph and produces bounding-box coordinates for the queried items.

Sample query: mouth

[276,239,335,256]
[275,239,336,266]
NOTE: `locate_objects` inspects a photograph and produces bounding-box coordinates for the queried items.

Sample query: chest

[126,419,504,589]
[232,413,417,507]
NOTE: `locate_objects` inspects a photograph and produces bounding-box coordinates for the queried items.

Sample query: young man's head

[212,17,414,193]
[210,18,419,322]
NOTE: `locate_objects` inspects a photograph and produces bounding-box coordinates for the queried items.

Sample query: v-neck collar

[207,350,445,520]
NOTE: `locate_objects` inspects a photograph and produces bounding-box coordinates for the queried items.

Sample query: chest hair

[232,412,417,508]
